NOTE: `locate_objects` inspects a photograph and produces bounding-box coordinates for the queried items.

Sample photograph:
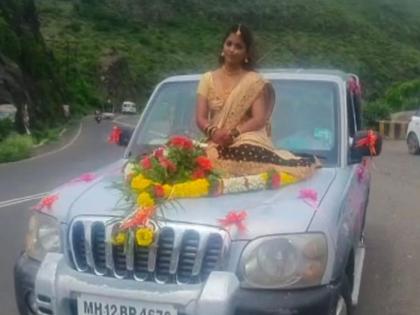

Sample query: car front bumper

[15,253,340,315]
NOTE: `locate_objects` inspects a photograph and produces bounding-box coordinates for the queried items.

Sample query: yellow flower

[280,172,297,186]
[137,192,155,207]
[260,172,269,183]
[135,227,154,247]
[163,184,173,199]
[131,174,152,191]
[112,232,126,246]
[172,179,209,198]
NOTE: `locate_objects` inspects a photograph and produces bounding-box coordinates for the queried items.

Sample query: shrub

[0,118,14,141]
[363,101,391,128]
[0,134,33,163]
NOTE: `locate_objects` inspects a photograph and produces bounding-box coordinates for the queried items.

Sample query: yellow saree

[198,71,319,179]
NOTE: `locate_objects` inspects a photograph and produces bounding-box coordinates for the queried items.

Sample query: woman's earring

[221,51,224,57]
[244,58,249,64]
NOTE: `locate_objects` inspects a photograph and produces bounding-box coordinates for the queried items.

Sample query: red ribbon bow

[32,194,59,212]
[120,206,156,230]
[356,130,378,156]
[69,172,97,184]
[218,210,247,232]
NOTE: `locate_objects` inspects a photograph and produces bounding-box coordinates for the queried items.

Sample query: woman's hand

[212,128,233,146]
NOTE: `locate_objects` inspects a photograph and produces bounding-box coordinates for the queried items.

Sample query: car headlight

[25,212,61,261]
[238,233,328,289]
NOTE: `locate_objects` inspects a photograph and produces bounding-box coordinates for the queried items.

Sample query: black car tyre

[331,275,352,315]
[407,133,420,155]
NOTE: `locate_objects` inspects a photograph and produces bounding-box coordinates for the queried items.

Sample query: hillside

[0,0,64,133]
[36,0,420,119]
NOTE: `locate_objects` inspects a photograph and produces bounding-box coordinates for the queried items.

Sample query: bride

[195,24,319,179]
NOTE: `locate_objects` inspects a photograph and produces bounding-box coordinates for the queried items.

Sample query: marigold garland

[115,136,300,244]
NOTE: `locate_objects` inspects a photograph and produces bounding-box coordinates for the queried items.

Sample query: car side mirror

[350,130,382,163]
[118,127,134,147]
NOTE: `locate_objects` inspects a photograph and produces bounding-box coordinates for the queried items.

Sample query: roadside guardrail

[378,120,409,140]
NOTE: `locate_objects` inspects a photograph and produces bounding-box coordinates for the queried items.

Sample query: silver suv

[15,69,381,315]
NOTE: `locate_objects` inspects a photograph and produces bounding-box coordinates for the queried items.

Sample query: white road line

[0,192,47,205]
[0,192,48,209]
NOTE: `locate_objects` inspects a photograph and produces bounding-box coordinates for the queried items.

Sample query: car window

[135,82,200,146]
[270,80,339,165]
[131,79,340,166]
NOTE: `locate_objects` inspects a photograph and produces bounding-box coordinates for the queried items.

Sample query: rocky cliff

[0,0,63,133]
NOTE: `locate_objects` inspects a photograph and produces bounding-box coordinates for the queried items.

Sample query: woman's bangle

[205,125,217,138]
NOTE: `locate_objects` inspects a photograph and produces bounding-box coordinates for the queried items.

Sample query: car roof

[160,68,355,84]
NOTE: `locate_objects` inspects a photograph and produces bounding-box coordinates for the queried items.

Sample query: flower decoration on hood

[298,188,318,208]
[32,193,59,212]
[218,210,248,233]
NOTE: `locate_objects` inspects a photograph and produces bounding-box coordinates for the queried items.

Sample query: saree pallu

[204,71,320,180]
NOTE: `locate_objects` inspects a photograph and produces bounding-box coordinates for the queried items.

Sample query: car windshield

[130,79,340,166]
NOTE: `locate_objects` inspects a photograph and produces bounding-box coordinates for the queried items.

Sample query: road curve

[0,117,125,315]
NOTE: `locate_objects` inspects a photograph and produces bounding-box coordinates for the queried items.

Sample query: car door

[346,86,369,244]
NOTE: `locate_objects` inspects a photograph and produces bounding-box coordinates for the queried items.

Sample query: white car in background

[407,108,420,154]
[121,101,137,114]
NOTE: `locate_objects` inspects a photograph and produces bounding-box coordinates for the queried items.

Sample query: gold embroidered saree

[198,71,319,179]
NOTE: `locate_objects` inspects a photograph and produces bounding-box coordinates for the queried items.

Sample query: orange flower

[153,184,165,198]
[120,206,156,230]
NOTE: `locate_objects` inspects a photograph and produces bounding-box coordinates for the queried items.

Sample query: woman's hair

[218,24,257,70]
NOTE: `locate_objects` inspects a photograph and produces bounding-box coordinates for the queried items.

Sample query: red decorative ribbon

[120,206,156,230]
[108,126,122,144]
[298,188,318,208]
[348,77,362,96]
[32,194,59,212]
[218,210,247,232]
[356,130,378,156]
[68,172,97,184]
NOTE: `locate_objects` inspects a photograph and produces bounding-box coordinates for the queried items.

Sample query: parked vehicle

[406,108,420,154]
[121,101,137,114]
[15,69,381,315]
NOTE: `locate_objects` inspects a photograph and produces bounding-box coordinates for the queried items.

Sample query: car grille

[69,217,229,284]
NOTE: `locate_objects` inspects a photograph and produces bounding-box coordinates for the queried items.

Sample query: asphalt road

[0,120,419,314]
[0,117,125,315]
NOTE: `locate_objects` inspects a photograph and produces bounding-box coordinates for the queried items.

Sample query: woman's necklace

[220,65,243,97]
[222,65,242,76]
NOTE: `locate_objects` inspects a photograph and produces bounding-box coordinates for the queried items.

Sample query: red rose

[154,185,165,198]
[140,156,152,169]
[196,156,212,171]
[271,173,281,189]
[192,169,205,179]
[169,135,193,149]
[159,157,177,172]
[154,147,165,158]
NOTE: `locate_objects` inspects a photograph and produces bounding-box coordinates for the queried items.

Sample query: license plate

[77,293,177,315]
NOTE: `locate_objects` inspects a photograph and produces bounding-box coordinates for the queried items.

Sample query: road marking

[0,192,48,209]
[0,120,83,166]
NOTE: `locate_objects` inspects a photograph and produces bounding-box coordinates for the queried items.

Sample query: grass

[0,134,33,163]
